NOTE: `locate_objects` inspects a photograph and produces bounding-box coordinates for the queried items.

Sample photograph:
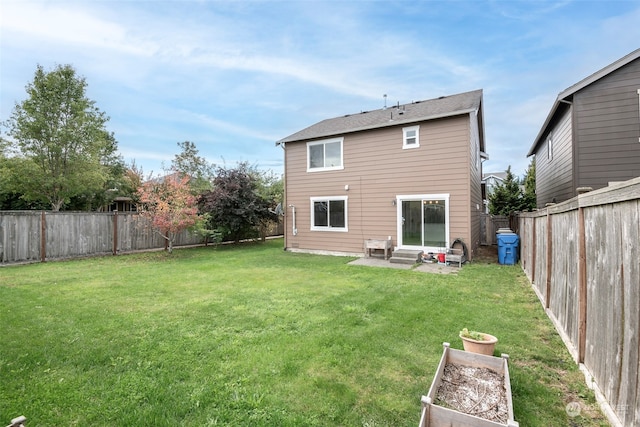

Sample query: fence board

[618,200,640,426]
[534,216,548,300]
[519,217,534,281]
[585,204,625,413]
[549,211,579,346]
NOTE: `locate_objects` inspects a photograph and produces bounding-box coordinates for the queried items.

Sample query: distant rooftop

[483,172,508,181]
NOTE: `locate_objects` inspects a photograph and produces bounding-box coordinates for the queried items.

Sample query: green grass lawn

[1,239,607,426]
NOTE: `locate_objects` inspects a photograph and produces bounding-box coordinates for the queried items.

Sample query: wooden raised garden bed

[419,343,519,427]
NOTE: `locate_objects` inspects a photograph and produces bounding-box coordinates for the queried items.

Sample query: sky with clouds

[1,0,639,178]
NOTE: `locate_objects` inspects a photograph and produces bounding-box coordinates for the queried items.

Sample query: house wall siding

[535,106,574,208]
[469,111,482,251]
[283,114,478,257]
[573,57,640,190]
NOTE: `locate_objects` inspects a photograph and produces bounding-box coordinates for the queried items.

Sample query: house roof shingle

[277,89,483,144]
[527,48,640,157]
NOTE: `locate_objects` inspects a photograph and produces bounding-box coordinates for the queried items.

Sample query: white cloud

[1,2,157,57]
[488,0,572,21]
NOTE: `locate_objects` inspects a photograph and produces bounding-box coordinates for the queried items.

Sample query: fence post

[113,210,118,256]
[40,211,46,263]
[577,206,587,363]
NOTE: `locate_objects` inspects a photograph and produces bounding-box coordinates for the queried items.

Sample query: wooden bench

[364,239,392,260]
[445,248,466,267]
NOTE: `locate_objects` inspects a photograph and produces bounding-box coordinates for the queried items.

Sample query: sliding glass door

[398,194,449,251]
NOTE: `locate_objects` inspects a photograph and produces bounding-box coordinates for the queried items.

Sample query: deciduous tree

[252,169,283,239]
[137,172,199,253]
[3,64,117,210]
[199,162,274,243]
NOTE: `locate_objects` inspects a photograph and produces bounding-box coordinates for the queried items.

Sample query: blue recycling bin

[497,233,519,265]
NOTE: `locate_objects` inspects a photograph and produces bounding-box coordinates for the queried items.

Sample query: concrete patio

[348,256,460,274]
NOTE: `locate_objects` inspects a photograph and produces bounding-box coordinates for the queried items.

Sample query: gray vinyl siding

[535,106,574,208]
[283,114,479,258]
[573,57,640,189]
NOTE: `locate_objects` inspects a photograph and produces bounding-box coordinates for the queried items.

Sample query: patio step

[390,249,424,265]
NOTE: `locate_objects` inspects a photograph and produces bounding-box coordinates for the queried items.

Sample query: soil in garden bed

[435,363,509,424]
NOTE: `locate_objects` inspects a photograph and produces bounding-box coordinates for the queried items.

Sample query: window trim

[310,196,348,232]
[307,137,344,172]
[403,125,420,149]
[547,134,553,161]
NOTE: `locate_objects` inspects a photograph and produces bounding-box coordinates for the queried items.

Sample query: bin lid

[497,233,519,244]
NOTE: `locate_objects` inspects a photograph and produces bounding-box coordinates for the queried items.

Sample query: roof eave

[559,48,640,99]
[527,97,562,157]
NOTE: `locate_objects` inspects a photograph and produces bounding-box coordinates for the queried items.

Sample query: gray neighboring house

[481,171,507,213]
[527,48,640,208]
[277,89,487,259]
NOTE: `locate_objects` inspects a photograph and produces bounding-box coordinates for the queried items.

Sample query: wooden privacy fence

[0,211,202,264]
[518,176,640,427]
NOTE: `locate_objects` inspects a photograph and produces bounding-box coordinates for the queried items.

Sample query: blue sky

[1,0,639,179]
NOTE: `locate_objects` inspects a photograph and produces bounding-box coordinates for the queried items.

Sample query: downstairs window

[310,196,348,231]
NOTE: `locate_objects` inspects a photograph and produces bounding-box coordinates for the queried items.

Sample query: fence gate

[480,214,510,245]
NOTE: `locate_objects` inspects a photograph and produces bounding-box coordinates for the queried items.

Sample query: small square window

[403,125,420,149]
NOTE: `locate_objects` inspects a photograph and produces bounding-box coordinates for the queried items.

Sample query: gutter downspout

[289,204,297,236]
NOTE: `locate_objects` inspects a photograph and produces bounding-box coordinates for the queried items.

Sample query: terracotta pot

[459,332,498,356]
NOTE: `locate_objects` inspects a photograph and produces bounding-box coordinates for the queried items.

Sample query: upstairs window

[310,196,347,231]
[307,138,343,172]
[403,125,420,149]
[548,135,553,161]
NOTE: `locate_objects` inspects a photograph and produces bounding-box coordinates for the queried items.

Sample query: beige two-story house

[276,89,487,260]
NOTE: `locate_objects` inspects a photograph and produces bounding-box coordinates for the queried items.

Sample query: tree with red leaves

[199,162,275,243]
[137,172,199,253]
